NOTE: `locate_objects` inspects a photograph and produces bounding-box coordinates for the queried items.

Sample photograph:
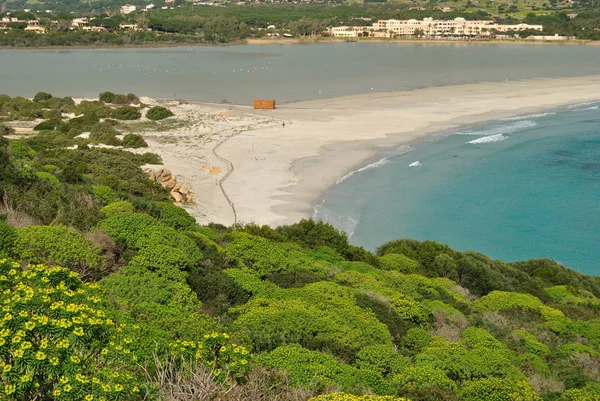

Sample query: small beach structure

[253,100,276,110]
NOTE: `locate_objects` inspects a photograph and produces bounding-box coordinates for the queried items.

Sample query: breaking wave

[409,161,422,167]
[336,145,414,184]
[466,133,508,144]
[501,112,556,121]
[573,105,599,112]
[453,120,537,137]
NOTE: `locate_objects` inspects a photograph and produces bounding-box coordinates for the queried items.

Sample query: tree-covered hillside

[3,92,600,400]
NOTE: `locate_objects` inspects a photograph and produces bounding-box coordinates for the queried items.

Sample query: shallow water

[316,104,600,275]
[2,43,600,104]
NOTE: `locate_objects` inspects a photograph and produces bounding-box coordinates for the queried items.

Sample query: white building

[339,17,543,38]
[71,17,89,28]
[120,4,137,14]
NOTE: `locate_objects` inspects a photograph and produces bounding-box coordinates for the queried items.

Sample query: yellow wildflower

[5,383,16,395]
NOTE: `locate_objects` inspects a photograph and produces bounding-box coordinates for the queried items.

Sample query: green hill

[2,92,600,400]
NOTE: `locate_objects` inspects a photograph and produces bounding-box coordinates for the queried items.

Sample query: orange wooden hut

[253,99,276,110]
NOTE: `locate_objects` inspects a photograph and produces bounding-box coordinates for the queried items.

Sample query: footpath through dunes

[217,75,600,227]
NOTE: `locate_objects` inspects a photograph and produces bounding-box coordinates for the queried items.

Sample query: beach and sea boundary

[204,75,600,227]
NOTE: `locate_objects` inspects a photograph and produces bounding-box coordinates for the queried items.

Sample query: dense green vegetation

[3,92,600,400]
[1,4,599,47]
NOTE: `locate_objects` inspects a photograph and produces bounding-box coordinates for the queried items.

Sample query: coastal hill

[2,92,600,400]
[1,3,600,46]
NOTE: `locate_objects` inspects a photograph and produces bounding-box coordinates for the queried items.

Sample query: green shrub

[91,185,118,205]
[354,345,410,378]
[400,328,433,355]
[42,109,63,120]
[99,265,217,343]
[129,244,197,281]
[100,201,135,218]
[122,133,148,148]
[146,106,174,121]
[35,171,60,187]
[89,122,121,146]
[89,132,122,146]
[459,377,541,401]
[511,329,551,356]
[0,220,16,257]
[379,253,423,273]
[309,394,408,401]
[0,123,15,136]
[13,225,106,280]
[112,106,141,120]
[224,231,325,277]
[230,281,392,358]
[34,119,61,131]
[257,344,372,392]
[33,91,53,102]
[392,363,458,395]
[99,91,117,103]
[150,201,196,230]
[90,122,118,136]
[73,101,112,119]
[62,113,99,133]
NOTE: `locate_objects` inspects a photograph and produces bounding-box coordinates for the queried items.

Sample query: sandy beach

[134,75,600,227]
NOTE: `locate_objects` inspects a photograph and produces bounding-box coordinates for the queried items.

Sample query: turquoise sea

[315,103,600,275]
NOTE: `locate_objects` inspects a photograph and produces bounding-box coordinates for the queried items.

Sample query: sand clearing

[139,75,600,227]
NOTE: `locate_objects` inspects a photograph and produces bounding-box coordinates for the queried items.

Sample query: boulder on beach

[143,166,194,204]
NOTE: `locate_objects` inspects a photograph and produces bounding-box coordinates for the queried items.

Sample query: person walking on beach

[282,122,285,128]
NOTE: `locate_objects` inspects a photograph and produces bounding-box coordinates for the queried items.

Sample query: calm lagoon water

[315,104,600,275]
[2,43,600,104]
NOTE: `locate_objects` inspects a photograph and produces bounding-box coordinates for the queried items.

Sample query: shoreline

[214,75,600,227]
[1,37,599,51]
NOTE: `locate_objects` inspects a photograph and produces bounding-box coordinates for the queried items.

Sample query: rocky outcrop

[143,167,195,205]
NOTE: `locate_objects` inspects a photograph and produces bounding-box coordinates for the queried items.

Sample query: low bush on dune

[147,106,174,121]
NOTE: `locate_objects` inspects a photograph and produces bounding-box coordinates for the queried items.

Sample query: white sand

[141,75,600,227]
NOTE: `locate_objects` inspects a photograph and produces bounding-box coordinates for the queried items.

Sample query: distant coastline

[1,36,600,51]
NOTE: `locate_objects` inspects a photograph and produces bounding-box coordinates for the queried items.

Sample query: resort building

[24,25,46,34]
[331,17,543,39]
[119,23,140,31]
[120,5,137,14]
[329,25,373,38]
[82,26,107,32]
[71,17,89,28]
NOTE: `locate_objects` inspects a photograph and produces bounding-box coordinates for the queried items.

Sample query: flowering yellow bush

[0,259,146,400]
[308,393,410,401]
[169,332,251,385]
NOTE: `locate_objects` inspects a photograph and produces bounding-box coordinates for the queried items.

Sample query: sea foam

[466,134,508,144]
[409,161,422,167]
[501,112,556,121]
[336,158,390,184]
[454,120,537,137]
[336,145,413,184]
[313,204,358,238]
[573,105,599,112]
